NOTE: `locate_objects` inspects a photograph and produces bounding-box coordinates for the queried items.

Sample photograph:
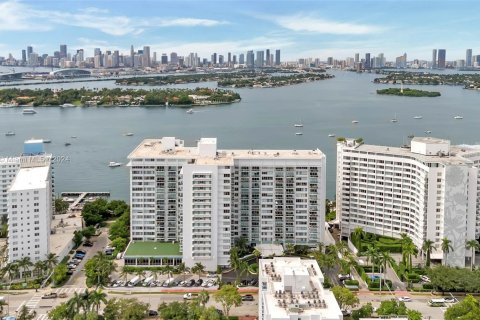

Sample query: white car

[420,275,431,283]
[398,297,412,302]
[444,297,457,303]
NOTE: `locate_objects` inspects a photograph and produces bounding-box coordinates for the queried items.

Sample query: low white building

[337,137,478,267]
[7,155,53,263]
[258,257,342,320]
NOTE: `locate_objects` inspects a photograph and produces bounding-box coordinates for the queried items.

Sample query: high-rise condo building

[170,52,178,65]
[265,49,270,66]
[275,50,281,66]
[337,137,480,267]
[437,49,446,69]
[256,51,265,68]
[466,49,473,67]
[27,46,33,57]
[161,54,168,65]
[59,44,67,59]
[21,50,26,63]
[127,137,326,270]
[365,53,371,69]
[0,158,20,217]
[227,52,231,65]
[354,53,359,63]
[143,46,151,68]
[432,49,437,69]
[258,257,342,320]
[246,51,254,68]
[239,53,245,65]
[211,53,217,65]
[219,55,224,65]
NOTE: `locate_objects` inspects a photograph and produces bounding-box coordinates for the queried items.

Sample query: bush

[344,280,359,286]
[422,283,433,290]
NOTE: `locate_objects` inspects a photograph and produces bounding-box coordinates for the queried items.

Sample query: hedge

[344,280,359,286]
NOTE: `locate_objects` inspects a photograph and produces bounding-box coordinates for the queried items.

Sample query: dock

[61,192,110,211]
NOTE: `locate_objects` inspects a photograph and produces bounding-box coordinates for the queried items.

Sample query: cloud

[0,0,227,36]
[259,13,384,35]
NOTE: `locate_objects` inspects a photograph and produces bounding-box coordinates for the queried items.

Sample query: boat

[5,131,15,136]
[124,133,134,137]
[71,136,77,139]
[408,134,414,139]
[65,142,71,146]
[294,121,303,127]
[61,103,76,108]
[454,116,463,119]
[391,113,398,123]
[109,162,122,167]
[328,134,336,137]
[22,108,36,115]
[42,139,52,143]
[413,116,423,119]
[425,130,432,134]
[352,120,359,124]
[295,132,303,136]
[0,103,15,108]
[186,109,194,114]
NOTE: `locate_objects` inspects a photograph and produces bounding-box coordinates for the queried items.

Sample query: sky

[0,0,478,61]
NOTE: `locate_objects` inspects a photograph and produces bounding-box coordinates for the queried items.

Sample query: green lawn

[124,241,181,257]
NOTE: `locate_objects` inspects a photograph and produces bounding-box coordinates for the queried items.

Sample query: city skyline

[0,0,478,61]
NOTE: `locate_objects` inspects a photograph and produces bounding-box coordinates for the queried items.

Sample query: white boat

[294,121,303,127]
[425,130,432,134]
[186,109,194,114]
[413,116,423,119]
[124,133,134,136]
[5,131,15,136]
[22,108,36,115]
[352,120,359,124]
[454,116,463,119]
[391,113,398,123]
[295,132,303,136]
[0,103,15,108]
[109,162,122,167]
[328,134,336,137]
[42,139,52,143]
[71,136,77,139]
[61,103,76,108]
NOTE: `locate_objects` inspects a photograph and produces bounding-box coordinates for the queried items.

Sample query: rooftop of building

[339,138,473,166]
[259,257,342,319]
[9,165,49,191]
[50,212,82,259]
[411,136,449,144]
[124,241,182,257]
[128,138,325,162]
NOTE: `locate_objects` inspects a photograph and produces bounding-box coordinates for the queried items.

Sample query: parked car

[59,293,68,298]
[183,293,198,300]
[398,296,412,302]
[186,279,196,287]
[338,274,351,281]
[195,279,203,287]
[420,275,431,283]
[83,241,94,247]
[148,310,158,317]
[241,294,254,301]
[67,269,74,275]
[42,292,58,299]
[444,297,457,303]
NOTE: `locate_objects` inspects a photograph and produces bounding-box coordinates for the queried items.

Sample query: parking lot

[108,273,219,290]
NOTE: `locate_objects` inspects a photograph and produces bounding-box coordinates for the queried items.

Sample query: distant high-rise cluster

[0,43,281,70]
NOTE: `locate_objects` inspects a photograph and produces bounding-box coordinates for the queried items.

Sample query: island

[374,71,480,90]
[376,88,441,97]
[115,70,334,88]
[0,88,241,107]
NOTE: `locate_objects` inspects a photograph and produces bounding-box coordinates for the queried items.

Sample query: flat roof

[124,241,182,257]
[9,166,49,191]
[341,140,472,166]
[412,136,449,144]
[129,138,325,161]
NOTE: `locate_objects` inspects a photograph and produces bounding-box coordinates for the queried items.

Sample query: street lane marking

[15,301,25,312]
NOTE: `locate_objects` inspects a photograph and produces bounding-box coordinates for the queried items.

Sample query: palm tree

[422,239,435,267]
[403,242,417,270]
[197,290,210,307]
[150,269,160,282]
[88,289,107,313]
[163,265,174,280]
[365,245,379,276]
[400,233,413,266]
[284,243,295,256]
[17,305,36,320]
[119,266,130,283]
[191,262,205,279]
[466,240,479,270]
[67,291,84,314]
[17,257,33,281]
[441,238,453,266]
[176,262,188,281]
[252,248,262,261]
[378,251,394,291]
[45,253,58,273]
[1,262,19,284]
[335,241,349,257]
[352,227,365,249]
[32,260,45,278]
